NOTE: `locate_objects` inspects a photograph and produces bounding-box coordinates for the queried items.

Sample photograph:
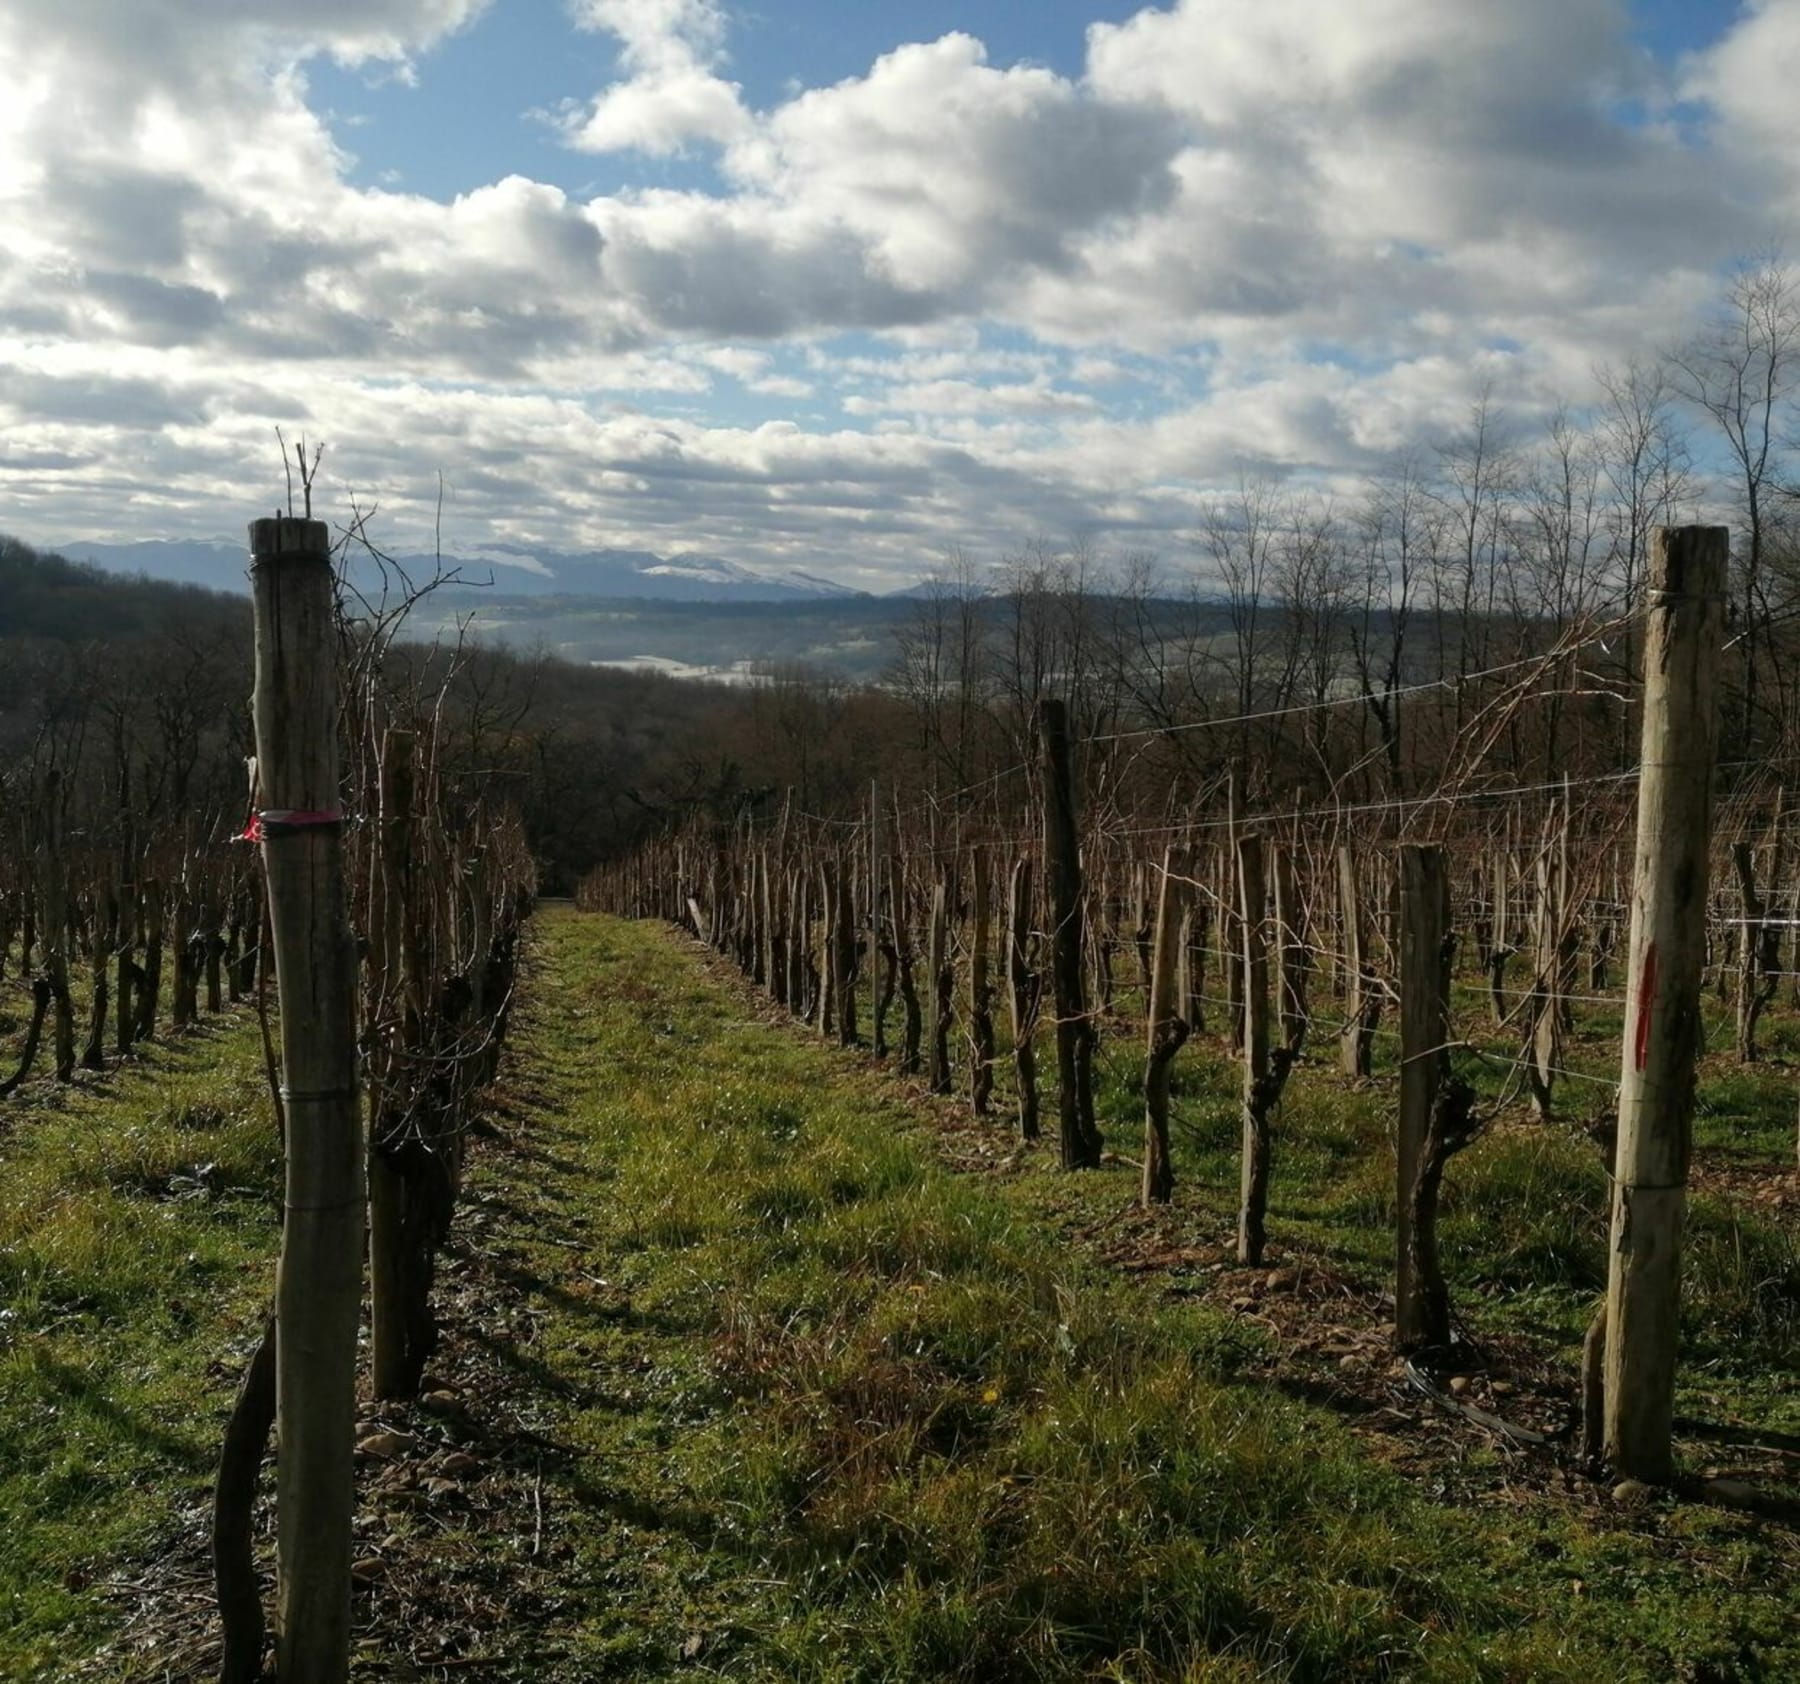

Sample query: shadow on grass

[36,1354,212,1476]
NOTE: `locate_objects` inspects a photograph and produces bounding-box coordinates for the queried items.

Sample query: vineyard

[2,521,1798,1680]
[581,526,1798,1476]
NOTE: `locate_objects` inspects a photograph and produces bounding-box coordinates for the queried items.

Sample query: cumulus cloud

[0,0,1791,581]
[725,35,1181,295]
[563,0,751,153]
[1684,0,1800,218]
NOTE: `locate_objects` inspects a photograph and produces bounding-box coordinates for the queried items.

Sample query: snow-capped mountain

[55,537,869,603]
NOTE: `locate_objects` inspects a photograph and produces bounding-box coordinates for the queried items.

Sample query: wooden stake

[870,782,888,1057]
[1603,526,1728,1484]
[1273,845,1308,1056]
[1142,847,1188,1204]
[250,516,361,1684]
[1007,854,1041,1139]
[969,845,995,1114]
[891,848,922,1074]
[1237,834,1273,1263]
[928,876,952,1093]
[1039,699,1099,1169]
[368,729,419,1401]
[1397,844,1467,1351]
[835,846,857,1046]
[1338,846,1375,1077]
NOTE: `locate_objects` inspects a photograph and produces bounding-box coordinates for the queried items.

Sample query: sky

[0,0,1792,588]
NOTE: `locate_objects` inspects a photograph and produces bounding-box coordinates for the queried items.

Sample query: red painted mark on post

[1633,942,1658,1072]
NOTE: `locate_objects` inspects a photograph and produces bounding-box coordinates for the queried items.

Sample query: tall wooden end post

[1603,526,1728,1483]
[250,516,362,1684]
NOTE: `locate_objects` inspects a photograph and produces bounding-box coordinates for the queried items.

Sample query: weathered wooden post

[834,845,858,1046]
[1039,699,1100,1169]
[969,844,995,1114]
[786,865,806,1016]
[1177,899,1203,1034]
[1007,854,1041,1139]
[1273,846,1308,1054]
[816,855,835,1036]
[1604,526,1727,1484]
[753,845,771,989]
[1224,778,1244,1054]
[1338,845,1374,1076]
[1142,846,1188,1204]
[1485,829,1515,1026]
[1732,796,1782,1061]
[1237,834,1273,1262]
[927,876,952,1093]
[250,515,362,1683]
[368,728,426,1401]
[1397,844,1461,1350]
[1526,802,1566,1120]
[869,782,888,1057]
[891,848,922,1074]
[116,777,137,1057]
[39,770,76,1082]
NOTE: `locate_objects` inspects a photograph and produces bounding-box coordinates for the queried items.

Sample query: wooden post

[1180,888,1208,1035]
[1007,854,1041,1139]
[753,845,771,989]
[1225,778,1244,1054]
[1142,847,1188,1204]
[816,856,834,1036]
[1487,824,1517,1026]
[1273,846,1308,1056]
[250,515,361,1684]
[39,771,75,1081]
[786,866,805,1015]
[927,877,952,1093]
[1555,783,1578,1034]
[869,782,888,1057]
[835,846,858,1046]
[1603,526,1727,1484]
[368,728,418,1401]
[138,877,165,1042]
[116,770,137,1057]
[81,880,112,1070]
[1039,699,1100,1169]
[1397,844,1461,1351]
[969,845,995,1114]
[1338,846,1374,1077]
[1237,834,1274,1263]
[1132,859,1153,1006]
[1527,815,1561,1121]
[891,849,922,1074]
[1732,799,1782,1061]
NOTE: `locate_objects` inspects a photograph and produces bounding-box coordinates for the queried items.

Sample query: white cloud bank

[0,0,1791,583]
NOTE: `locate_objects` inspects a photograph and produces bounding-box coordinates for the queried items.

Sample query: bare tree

[1595,357,1695,762]
[1347,454,1436,795]
[1671,256,1800,749]
[1431,389,1517,739]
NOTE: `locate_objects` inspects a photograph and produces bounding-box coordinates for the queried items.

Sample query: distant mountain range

[56,537,876,603]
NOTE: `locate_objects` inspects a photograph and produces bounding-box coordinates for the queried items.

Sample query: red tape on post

[235,809,346,843]
[1632,941,1658,1072]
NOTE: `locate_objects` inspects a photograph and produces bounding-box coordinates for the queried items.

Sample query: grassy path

[408,909,1795,1680]
[5,907,1797,1679]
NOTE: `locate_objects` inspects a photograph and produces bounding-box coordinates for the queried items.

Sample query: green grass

[0,1010,280,1677]
[441,913,1798,1680]
[3,912,1797,1680]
